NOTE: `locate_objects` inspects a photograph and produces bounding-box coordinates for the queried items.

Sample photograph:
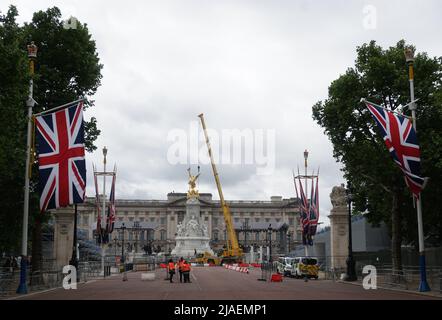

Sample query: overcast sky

[8,0,442,226]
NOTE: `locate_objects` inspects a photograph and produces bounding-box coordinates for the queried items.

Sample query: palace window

[160,217,166,225]
[213,230,219,241]
[160,230,166,241]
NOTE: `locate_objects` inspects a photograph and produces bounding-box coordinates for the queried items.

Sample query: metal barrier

[258,262,277,281]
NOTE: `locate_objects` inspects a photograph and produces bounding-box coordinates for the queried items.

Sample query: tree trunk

[391,191,403,276]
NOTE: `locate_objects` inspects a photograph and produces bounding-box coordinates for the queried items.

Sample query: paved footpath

[9,267,442,300]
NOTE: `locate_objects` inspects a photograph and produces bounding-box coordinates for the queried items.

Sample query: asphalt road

[10,267,441,300]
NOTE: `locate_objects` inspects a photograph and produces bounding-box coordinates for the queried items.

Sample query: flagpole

[102,146,107,277]
[303,149,309,257]
[33,98,85,117]
[360,98,413,119]
[69,204,79,283]
[17,42,38,294]
[405,47,430,292]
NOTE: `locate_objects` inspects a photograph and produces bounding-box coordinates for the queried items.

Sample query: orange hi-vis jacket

[168,262,175,271]
[181,262,191,272]
[178,260,184,271]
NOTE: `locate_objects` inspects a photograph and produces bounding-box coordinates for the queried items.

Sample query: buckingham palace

[73,192,301,257]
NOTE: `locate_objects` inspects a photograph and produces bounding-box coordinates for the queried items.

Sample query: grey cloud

[11,0,442,227]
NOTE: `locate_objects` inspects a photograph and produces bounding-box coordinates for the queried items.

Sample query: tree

[0,6,103,271]
[312,40,442,272]
[0,6,29,254]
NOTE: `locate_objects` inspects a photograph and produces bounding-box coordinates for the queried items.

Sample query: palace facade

[75,192,301,256]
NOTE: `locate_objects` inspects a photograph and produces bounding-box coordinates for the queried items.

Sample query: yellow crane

[198,113,243,263]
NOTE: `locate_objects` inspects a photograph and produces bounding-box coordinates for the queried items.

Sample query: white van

[276,257,296,277]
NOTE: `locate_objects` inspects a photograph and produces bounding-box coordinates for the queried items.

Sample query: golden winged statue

[187,167,200,199]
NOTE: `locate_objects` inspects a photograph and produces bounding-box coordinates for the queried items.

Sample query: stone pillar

[328,185,349,271]
[53,207,74,270]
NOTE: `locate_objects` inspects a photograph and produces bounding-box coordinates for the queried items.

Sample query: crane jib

[198,113,243,261]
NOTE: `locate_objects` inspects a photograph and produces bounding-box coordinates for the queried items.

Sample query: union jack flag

[35,101,86,212]
[106,171,116,234]
[365,101,426,198]
[294,177,310,245]
[308,176,319,238]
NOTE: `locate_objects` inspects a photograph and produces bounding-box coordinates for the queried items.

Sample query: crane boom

[198,113,242,259]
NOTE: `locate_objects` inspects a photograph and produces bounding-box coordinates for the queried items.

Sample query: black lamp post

[267,224,273,263]
[120,223,127,281]
[113,238,118,267]
[69,205,79,282]
[345,183,357,281]
[287,231,291,254]
[241,219,250,252]
[133,221,141,253]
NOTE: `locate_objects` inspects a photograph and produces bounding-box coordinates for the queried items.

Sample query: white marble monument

[171,169,214,257]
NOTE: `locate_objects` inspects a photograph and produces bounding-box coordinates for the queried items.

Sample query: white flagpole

[17,42,38,294]
[101,146,107,277]
[405,47,430,292]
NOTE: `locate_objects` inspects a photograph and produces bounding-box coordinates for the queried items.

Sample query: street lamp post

[133,221,142,254]
[404,47,430,292]
[287,231,291,254]
[69,204,79,282]
[267,224,273,263]
[120,223,127,281]
[345,183,357,281]
[17,42,38,294]
[113,238,118,267]
[241,220,250,252]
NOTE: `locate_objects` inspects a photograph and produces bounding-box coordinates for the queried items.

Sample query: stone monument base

[171,236,214,257]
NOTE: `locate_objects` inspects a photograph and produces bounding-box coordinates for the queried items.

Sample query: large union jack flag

[35,101,86,212]
[294,177,310,245]
[365,101,425,197]
[106,171,116,234]
[308,176,319,238]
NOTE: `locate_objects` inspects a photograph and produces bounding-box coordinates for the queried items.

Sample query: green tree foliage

[312,40,442,271]
[0,6,102,262]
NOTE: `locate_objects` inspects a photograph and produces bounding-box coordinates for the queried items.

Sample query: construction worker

[182,260,191,283]
[167,259,176,283]
[177,257,184,283]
